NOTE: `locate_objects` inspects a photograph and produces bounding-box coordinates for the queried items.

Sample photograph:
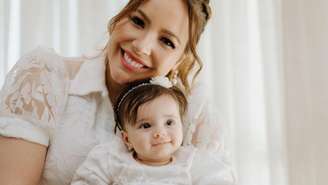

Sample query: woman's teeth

[124,52,144,69]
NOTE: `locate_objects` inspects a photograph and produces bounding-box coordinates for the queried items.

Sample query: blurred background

[0,0,327,185]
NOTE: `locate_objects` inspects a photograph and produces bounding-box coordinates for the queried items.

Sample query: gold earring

[171,70,178,85]
[127,144,133,151]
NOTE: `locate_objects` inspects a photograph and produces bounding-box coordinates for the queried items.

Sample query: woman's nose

[132,33,155,56]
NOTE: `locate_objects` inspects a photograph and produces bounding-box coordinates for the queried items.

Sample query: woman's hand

[0,136,47,185]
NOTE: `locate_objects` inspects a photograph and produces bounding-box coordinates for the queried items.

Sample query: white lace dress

[0,47,236,185]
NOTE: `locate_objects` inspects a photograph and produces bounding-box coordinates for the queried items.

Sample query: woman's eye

[160,37,175,49]
[139,123,151,129]
[130,15,145,28]
[166,119,175,126]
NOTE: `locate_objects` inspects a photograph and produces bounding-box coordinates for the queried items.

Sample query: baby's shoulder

[87,137,130,163]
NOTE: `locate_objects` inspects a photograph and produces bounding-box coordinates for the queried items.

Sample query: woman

[0,0,235,184]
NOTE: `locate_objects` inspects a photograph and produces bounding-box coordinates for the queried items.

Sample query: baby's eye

[139,122,151,129]
[160,37,175,49]
[166,119,175,126]
[129,15,145,28]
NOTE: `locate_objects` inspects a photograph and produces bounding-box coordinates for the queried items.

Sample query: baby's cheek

[173,130,184,146]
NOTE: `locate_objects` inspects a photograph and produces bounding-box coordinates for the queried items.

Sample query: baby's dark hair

[114,80,188,133]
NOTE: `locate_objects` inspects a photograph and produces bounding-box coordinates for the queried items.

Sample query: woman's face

[107,0,189,85]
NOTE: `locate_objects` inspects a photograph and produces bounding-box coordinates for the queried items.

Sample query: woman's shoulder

[189,80,209,101]
[0,47,95,123]
[17,47,66,69]
[3,46,75,102]
[185,80,210,118]
[0,47,77,145]
[7,46,95,94]
[15,47,86,77]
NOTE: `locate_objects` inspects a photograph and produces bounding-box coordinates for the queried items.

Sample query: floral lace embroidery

[0,48,68,126]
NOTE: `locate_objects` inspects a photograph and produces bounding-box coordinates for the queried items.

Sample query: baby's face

[122,94,183,165]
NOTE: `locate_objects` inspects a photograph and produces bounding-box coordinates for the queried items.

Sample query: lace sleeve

[0,47,69,146]
[184,82,237,184]
[191,102,225,151]
[183,82,226,152]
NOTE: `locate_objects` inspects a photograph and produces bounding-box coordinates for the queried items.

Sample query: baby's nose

[153,131,167,139]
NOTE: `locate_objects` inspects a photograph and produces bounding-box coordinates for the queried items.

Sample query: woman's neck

[107,80,123,105]
[105,66,125,105]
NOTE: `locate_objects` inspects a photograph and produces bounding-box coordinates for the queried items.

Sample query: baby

[71,77,228,185]
[113,77,188,167]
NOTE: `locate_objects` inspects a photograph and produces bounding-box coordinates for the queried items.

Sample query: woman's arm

[0,136,47,185]
[0,48,69,185]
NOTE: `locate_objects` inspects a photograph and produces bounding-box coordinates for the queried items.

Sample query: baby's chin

[136,152,173,165]
[152,153,176,162]
[141,156,173,166]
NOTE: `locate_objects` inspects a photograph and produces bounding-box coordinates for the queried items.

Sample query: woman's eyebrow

[162,30,181,45]
[137,9,181,45]
[137,9,151,24]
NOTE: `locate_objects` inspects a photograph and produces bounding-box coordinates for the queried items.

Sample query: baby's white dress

[71,137,232,185]
[0,47,236,185]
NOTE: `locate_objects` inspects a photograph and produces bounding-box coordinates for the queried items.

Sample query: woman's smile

[120,48,150,72]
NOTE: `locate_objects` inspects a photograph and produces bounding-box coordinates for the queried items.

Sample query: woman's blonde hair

[105,0,212,94]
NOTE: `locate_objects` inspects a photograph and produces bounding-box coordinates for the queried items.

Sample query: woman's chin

[112,77,130,86]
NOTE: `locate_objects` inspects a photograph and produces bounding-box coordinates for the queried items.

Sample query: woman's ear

[121,131,133,151]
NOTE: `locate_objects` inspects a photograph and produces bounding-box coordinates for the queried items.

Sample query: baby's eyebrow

[163,114,180,119]
[136,118,150,124]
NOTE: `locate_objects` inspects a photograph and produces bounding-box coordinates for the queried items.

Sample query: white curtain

[200,0,288,184]
[0,0,290,185]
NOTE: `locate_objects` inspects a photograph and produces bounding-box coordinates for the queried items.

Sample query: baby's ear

[121,131,133,151]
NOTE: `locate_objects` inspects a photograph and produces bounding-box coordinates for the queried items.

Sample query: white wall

[282,0,328,184]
